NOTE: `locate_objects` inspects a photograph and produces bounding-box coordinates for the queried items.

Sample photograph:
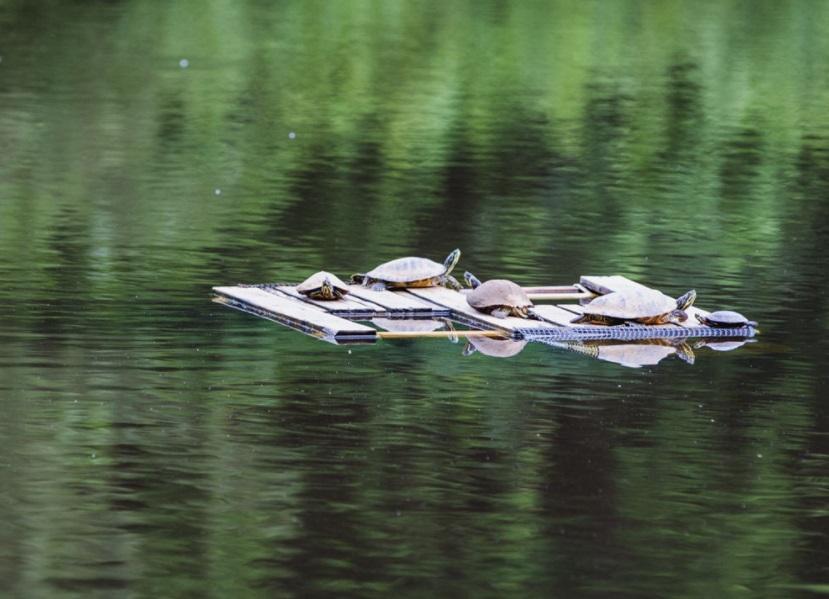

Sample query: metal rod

[376,330,510,340]
[525,292,595,301]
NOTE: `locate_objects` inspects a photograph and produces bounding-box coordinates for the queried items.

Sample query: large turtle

[351,249,462,291]
[464,271,541,320]
[695,310,757,328]
[571,288,696,326]
[296,271,349,300]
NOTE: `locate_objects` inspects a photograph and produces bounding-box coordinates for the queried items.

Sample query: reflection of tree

[1,0,829,595]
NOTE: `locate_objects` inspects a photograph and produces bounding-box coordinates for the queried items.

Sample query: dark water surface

[2,1,829,597]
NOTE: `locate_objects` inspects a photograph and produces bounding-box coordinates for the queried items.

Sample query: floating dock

[213,275,758,345]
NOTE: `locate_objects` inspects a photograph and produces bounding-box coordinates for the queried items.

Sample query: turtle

[463,271,542,320]
[296,271,349,301]
[351,249,462,291]
[695,310,757,328]
[571,288,697,326]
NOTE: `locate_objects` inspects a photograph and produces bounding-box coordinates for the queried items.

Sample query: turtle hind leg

[571,314,613,325]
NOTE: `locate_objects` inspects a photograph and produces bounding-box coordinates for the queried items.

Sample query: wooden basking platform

[213,275,758,345]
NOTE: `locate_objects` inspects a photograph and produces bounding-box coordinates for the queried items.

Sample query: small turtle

[464,271,541,319]
[296,271,349,301]
[351,249,462,291]
[571,288,697,326]
[695,310,757,328]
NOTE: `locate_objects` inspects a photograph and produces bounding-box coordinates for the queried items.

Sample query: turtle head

[320,277,334,300]
[675,289,697,310]
[668,309,689,324]
[463,271,482,289]
[443,249,462,274]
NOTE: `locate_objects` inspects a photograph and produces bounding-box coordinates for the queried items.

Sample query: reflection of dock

[213,275,758,346]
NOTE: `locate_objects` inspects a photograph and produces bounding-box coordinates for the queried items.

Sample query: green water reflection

[2,0,829,596]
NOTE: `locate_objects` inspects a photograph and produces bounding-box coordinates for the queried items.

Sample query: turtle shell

[466,279,532,311]
[365,256,448,283]
[699,310,752,326]
[581,289,676,319]
[296,271,349,294]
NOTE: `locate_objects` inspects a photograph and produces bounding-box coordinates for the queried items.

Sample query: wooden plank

[580,275,682,297]
[273,284,386,316]
[681,306,711,329]
[521,285,584,294]
[213,286,376,341]
[579,275,647,295]
[346,285,443,313]
[532,305,598,327]
[406,286,557,333]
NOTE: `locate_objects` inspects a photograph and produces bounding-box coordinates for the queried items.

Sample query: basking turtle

[296,271,349,301]
[695,310,757,328]
[351,249,462,291]
[464,271,541,320]
[571,288,696,326]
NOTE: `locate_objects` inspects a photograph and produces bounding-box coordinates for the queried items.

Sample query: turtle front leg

[525,308,544,321]
[443,274,463,291]
[490,307,511,319]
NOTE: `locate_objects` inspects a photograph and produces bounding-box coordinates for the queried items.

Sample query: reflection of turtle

[695,310,757,328]
[373,318,446,332]
[373,317,459,343]
[351,249,462,291]
[692,339,752,352]
[571,288,696,326]
[562,339,695,368]
[296,271,349,300]
[463,272,541,319]
[463,336,527,358]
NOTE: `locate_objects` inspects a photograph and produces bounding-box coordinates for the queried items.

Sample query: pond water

[2,1,829,596]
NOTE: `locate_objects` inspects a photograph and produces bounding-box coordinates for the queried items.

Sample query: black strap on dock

[515,325,756,342]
